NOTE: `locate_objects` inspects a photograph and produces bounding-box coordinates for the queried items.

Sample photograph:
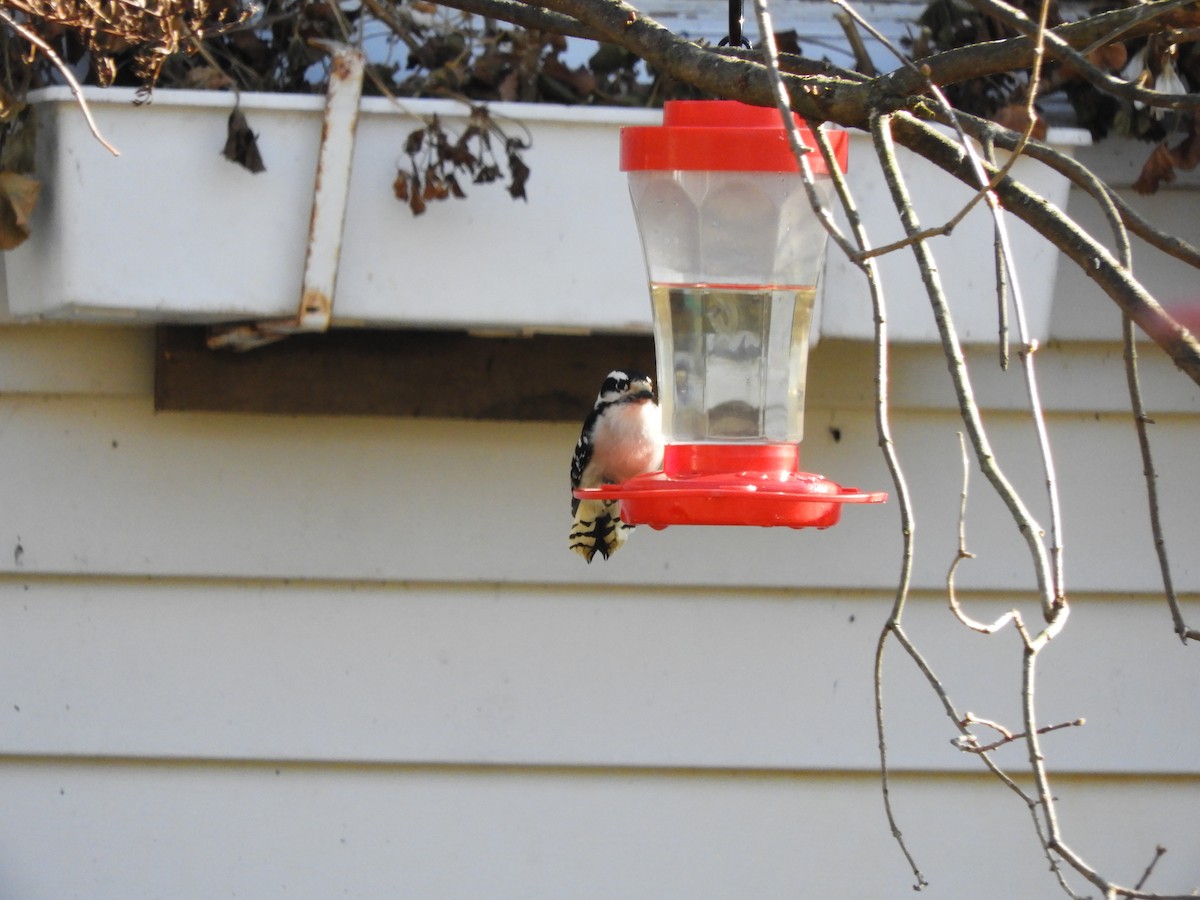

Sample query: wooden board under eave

[154,326,656,421]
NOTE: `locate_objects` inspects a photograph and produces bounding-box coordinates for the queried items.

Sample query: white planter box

[820,127,1090,343]
[5,87,1085,344]
[5,87,659,333]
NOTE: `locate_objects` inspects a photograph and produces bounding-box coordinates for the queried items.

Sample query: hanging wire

[719,0,751,48]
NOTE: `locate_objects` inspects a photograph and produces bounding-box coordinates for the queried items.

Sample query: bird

[569,369,665,562]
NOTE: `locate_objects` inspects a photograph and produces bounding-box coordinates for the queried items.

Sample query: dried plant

[2,0,249,86]
[391,107,530,215]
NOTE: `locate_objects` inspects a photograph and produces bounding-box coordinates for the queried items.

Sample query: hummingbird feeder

[575,100,886,529]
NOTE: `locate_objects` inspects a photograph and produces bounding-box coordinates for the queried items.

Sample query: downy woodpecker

[569,370,664,562]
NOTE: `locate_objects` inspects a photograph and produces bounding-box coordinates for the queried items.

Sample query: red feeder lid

[573,444,886,529]
[621,100,849,174]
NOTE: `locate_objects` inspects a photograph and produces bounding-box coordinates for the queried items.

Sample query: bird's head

[597,369,656,405]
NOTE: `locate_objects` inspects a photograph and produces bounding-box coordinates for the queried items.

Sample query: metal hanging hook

[718,0,752,48]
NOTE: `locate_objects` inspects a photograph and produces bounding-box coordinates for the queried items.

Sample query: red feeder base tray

[574,444,887,529]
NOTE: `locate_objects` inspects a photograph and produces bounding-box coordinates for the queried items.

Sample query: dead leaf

[0,110,36,174]
[991,103,1048,140]
[1133,142,1176,195]
[404,127,425,156]
[1169,116,1200,171]
[396,169,426,215]
[222,108,266,174]
[0,171,41,250]
[227,30,274,69]
[567,66,597,98]
[184,66,235,91]
[0,87,25,126]
[541,56,597,99]
[497,71,520,103]
[1060,42,1127,81]
[507,146,530,201]
[424,165,452,201]
[448,131,479,170]
[1090,42,1128,74]
[424,63,465,95]
[94,56,117,88]
[474,163,501,184]
[393,171,410,202]
[469,47,509,90]
[409,184,427,216]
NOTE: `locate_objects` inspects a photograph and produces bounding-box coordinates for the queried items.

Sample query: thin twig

[884,628,1084,900]
[872,113,1058,618]
[1022,0,1050,134]
[1014,336,1066,611]
[979,135,1011,368]
[953,714,1085,754]
[827,109,929,889]
[1123,318,1200,644]
[873,624,929,890]
[748,2,858,261]
[1135,846,1168,892]
[947,432,1020,635]
[1016,631,1069,872]
[833,11,877,76]
[0,8,120,156]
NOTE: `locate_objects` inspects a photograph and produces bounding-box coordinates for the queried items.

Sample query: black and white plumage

[569,369,665,562]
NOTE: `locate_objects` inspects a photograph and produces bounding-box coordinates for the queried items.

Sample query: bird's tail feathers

[569,498,635,562]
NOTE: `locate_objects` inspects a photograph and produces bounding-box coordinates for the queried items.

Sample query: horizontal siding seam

[0,568,1194,603]
[1,752,1196,784]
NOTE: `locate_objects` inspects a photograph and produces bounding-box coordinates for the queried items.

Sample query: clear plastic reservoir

[652,283,815,443]
[622,102,843,453]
